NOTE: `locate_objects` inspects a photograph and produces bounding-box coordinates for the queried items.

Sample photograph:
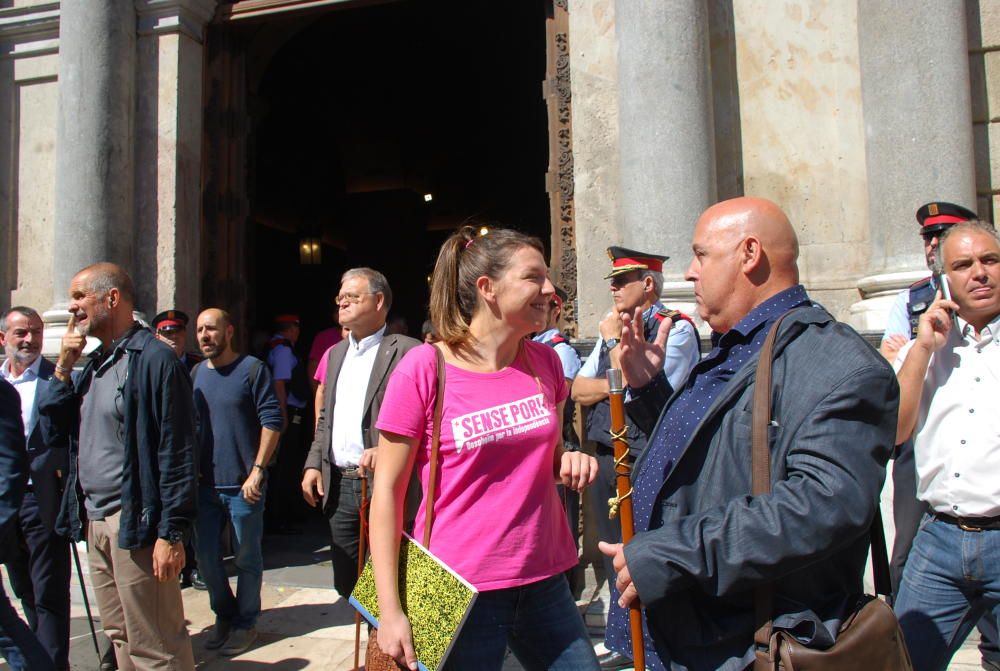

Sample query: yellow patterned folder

[349,533,478,671]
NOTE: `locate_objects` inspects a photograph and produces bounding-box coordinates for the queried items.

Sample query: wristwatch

[162,529,185,545]
[604,337,620,351]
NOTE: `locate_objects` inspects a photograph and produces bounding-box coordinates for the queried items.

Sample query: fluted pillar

[851,0,976,330]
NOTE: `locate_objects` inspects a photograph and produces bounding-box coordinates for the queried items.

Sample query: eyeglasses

[336,292,375,304]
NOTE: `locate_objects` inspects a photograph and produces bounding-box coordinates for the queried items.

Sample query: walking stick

[70,540,102,662]
[354,475,369,671]
[606,368,645,671]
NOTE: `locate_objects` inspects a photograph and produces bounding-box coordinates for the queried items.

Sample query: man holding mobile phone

[879,202,999,670]
[893,221,1000,671]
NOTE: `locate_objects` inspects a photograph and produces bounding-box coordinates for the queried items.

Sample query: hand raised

[618,307,669,390]
[59,313,85,369]
[916,291,959,353]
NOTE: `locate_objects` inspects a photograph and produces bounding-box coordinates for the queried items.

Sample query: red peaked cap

[915,201,977,236]
[604,246,669,279]
[151,309,189,330]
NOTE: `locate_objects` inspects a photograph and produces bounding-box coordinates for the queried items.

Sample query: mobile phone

[933,272,961,333]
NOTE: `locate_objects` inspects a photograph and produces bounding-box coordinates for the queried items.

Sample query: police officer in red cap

[152,310,203,372]
[879,201,1000,670]
[571,246,701,670]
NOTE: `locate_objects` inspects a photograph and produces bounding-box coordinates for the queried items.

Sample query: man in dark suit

[599,197,899,670]
[301,268,419,597]
[0,307,69,670]
[0,377,55,670]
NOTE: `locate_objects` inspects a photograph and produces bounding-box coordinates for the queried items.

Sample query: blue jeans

[895,514,1000,671]
[0,575,54,671]
[443,574,598,671]
[194,485,266,629]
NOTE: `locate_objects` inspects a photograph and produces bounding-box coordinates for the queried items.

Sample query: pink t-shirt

[309,328,343,364]
[376,341,576,591]
[314,345,334,384]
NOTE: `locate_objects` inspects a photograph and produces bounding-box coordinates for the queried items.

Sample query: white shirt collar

[348,325,386,356]
[958,311,1000,348]
[1,354,41,383]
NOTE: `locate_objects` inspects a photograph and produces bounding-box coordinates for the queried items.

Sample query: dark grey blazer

[622,305,899,671]
[304,332,420,510]
[0,379,27,564]
[25,357,66,530]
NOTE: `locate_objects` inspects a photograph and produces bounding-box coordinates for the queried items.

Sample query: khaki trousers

[87,512,194,671]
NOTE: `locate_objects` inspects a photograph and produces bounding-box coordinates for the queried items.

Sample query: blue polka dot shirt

[605,285,811,668]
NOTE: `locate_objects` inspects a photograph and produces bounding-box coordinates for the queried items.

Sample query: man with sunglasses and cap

[152,310,203,372]
[571,247,700,669]
[879,201,999,670]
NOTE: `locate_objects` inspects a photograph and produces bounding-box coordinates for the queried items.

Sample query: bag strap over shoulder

[752,309,893,659]
[423,344,447,548]
[751,311,790,655]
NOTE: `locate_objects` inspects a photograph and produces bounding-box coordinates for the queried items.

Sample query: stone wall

[732,0,870,319]
[971,0,1000,220]
[0,2,60,315]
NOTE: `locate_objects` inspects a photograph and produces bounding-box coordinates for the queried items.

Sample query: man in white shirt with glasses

[301,268,419,597]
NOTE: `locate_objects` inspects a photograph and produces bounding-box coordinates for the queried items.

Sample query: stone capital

[135,0,217,41]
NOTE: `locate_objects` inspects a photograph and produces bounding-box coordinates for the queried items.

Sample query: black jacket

[0,379,27,563]
[24,357,67,531]
[39,328,197,549]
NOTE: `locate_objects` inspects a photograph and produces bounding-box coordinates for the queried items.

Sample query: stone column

[614,0,716,328]
[850,0,976,330]
[45,0,137,352]
[51,0,137,304]
[134,0,216,318]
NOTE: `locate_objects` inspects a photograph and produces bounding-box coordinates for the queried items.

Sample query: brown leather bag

[750,312,912,671]
[361,345,447,671]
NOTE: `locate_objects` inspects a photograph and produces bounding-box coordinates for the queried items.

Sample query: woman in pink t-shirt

[370,226,600,670]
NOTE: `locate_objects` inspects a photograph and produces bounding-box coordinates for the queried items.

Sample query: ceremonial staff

[354,476,369,671]
[606,367,645,671]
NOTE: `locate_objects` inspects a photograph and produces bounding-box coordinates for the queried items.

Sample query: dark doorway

[211,0,552,352]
